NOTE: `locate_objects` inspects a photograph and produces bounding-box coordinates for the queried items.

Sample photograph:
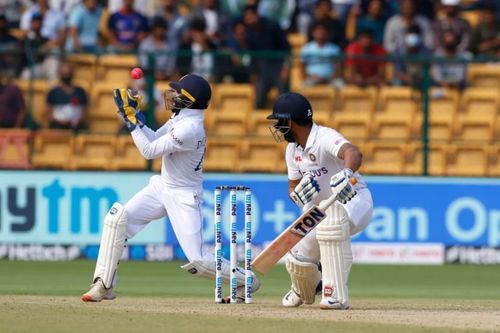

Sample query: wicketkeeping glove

[113,88,143,131]
[330,168,356,204]
[289,171,320,209]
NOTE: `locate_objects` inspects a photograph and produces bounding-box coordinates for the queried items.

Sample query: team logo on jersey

[309,153,316,161]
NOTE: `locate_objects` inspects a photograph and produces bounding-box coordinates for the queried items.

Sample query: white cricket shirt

[285,123,367,204]
[131,108,206,189]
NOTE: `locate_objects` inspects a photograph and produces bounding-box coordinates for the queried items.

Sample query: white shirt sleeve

[137,119,172,141]
[20,9,32,31]
[131,122,195,160]
[324,128,350,158]
[285,144,302,180]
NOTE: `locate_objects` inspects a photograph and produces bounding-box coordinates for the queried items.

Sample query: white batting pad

[285,254,321,304]
[93,202,128,289]
[316,203,352,308]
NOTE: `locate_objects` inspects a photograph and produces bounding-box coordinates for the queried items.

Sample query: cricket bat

[251,178,356,275]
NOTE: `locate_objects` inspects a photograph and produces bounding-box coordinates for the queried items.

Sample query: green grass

[1,260,499,300]
[1,261,499,333]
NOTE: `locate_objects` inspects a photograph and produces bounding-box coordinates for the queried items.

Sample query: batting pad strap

[285,254,321,304]
[181,259,247,287]
[93,202,128,289]
[316,223,350,242]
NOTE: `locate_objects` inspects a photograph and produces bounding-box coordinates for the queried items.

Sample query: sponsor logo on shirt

[170,132,184,145]
[294,155,302,162]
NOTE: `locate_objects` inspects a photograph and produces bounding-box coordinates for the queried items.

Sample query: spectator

[300,21,341,87]
[46,63,88,130]
[157,0,188,50]
[384,0,433,53]
[431,30,470,89]
[295,0,319,35]
[0,14,21,77]
[332,0,356,24]
[345,28,386,87]
[393,24,430,87]
[189,0,232,45]
[470,3,500,56]
[107,0,148,51]
[67,0,104,53]
[243,4,291,109]
[0,71,26,128]
[355,0,387,44]
[258,0,296,31]
[49,0,82,17]
[139,17,177,81]
[219,0,248,19]
[432,0,471,53]
[20,13,60,81]
[217,21,251,83]
[0,0,31,28]
[20,0,65,48]
[308,0,346,50]
[178,18,217,81]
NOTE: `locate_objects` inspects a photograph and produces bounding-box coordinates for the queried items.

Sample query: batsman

[267,92,373,309]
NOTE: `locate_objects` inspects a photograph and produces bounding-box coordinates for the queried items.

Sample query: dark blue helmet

[169,74,212,109]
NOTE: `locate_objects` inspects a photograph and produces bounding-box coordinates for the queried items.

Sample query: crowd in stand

[0,0,499,130]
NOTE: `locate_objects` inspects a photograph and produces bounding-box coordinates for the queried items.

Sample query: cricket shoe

[282,289,303,307]
[319,297,349,310]
[81,278,116,302]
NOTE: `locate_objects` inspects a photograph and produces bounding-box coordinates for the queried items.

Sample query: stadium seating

[96,54,139,82]
[65,53,97,90]
[70,134,116,170]
[88,81,122,133]
[403,142,422,175]
[240,137,282,173]
[298,86,336,112]
[203,136,241,171]
[0,129,31,169]
[31,129,73,169]
[247,109,273,136]
[446,143,489,177]
[112,135,147,170]
[455,88,499,142]
[487,144,500,177]
[213,84,255,112]
[467,63,500,88]
[16,79,49,127]
[205,110,249,136]
[372,86,418,140]
[428,144,449,176]
[427,88,460,142]
[333,86,376,141]
[362,141,405,175]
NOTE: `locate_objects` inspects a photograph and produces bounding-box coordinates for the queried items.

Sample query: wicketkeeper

[268,92,373,309]
[82,74,260,302]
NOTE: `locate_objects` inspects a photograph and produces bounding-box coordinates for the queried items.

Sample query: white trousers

[125,175,210,262]
[290,188,373,263]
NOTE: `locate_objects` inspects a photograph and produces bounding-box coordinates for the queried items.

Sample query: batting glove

[289,172,320,209]
[330,168,356,204]
[113,88,143,131]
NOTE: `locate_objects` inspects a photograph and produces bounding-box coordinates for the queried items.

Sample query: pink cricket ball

[130,67,144,79]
